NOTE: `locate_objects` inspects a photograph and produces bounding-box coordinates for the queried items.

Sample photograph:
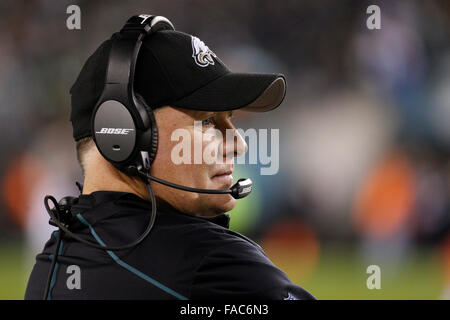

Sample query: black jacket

[25,191,315,300]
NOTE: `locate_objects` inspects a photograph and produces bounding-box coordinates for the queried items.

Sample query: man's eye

[202,118,214,126]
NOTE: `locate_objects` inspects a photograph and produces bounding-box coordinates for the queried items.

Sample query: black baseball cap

[70,29,286,141]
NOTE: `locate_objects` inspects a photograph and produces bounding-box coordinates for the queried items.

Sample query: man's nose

[224,129,248,159]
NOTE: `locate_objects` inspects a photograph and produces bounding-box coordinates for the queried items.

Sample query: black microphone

[129,151,253,199]
[137,171,252,199]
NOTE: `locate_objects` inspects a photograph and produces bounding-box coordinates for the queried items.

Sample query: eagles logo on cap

[191,36,217,67]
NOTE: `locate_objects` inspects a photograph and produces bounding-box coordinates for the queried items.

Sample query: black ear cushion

[149,114,158,165]
[135,94,158,165]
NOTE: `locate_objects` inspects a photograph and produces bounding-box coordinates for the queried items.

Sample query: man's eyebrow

[190,110,233,119]
[188,111,214,119]
[201,111,216,118]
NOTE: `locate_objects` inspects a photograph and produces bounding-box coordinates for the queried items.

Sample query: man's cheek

[203,138,222,165]
[161,138,180,165]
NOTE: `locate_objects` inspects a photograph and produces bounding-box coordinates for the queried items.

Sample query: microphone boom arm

[138,171,252,199]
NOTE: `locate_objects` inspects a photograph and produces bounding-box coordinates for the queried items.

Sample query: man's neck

[82,170,150,202]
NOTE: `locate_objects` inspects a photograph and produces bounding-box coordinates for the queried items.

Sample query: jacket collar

[71,190,230,229]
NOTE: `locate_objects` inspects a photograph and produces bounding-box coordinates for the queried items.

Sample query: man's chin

[199,195,236,217]
[218,195,236,214]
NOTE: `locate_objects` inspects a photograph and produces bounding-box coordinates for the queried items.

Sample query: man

[25,15,314,300]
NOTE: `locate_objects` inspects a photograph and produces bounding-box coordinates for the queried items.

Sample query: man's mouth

[211,169,234,187]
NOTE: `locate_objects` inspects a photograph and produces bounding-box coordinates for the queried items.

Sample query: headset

[42,14,252,300]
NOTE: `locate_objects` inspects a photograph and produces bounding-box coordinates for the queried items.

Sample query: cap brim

[171,72,286,112]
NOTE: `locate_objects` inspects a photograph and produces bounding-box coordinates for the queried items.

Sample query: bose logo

[95,128,134,135]
[242,186,252,194]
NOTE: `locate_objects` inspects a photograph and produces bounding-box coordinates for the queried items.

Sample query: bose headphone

[92,14,173,179]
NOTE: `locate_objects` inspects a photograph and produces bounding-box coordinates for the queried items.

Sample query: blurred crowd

[0,0,449,297]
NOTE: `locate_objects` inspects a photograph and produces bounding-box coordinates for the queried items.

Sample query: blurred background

[0,0,449,299]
